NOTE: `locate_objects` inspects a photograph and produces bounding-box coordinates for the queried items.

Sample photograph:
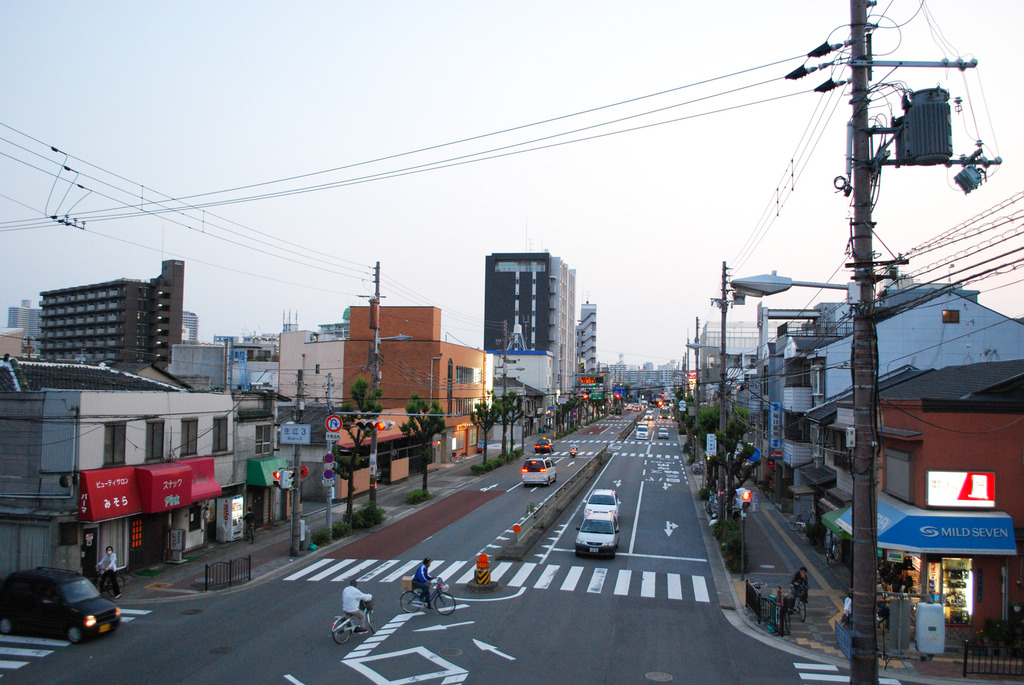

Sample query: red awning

[178,457,223,501]
[78,466,143,522]
[135,462,193,513]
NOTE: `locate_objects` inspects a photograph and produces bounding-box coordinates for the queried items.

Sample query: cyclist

[243,507,256,542]
[790,566,809,609]
[341,578,373,634]
[96,545,121,599]
[412,557,434,605]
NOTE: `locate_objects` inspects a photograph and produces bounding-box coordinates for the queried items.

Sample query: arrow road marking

[662,482,672,491]
[414,621,475,632]
[664,520,679,537]
[474,639,516,661]
[480,484,497,492]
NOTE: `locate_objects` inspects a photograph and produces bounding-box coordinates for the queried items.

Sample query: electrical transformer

[894,87,952,165]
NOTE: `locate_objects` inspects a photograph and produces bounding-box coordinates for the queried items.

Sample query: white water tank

[915,602,946,654]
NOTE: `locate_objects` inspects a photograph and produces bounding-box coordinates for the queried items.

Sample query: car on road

[584,489,620,521]
[657,427,669,439]
[575,512,619,558]
[533,437,553,454]
[636,425,649,440]
[522,457,556,486]
[0,567,121,643]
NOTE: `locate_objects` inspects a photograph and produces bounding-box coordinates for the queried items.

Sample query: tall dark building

[483,252,576,393]
[38,260,185,368]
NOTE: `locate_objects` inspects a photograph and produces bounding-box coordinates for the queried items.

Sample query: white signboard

[926,471,995,508]
[706,433,717,455]
[280,424,311,445]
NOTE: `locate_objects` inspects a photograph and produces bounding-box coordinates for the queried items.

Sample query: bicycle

[825,536,840,566]
[400,577,455,615]
[331,600,376,644]
[787,583,808,622]
[788,513,808,532]
[244,522,256,544]
[95,569,131,599]
[451,452,467,464]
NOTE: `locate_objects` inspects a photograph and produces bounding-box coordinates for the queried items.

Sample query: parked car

[533,437,553,454]
[522,457,556,486]
[657,427,669,440]
[584,489,620,521]
[0,567,121,643]
[575,512,620,558]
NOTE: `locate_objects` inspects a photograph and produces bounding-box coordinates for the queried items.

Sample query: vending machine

[215,495,244,542]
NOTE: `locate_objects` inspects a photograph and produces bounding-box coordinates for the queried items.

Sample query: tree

[695,404,755,514]
[470,392,501,464]
[401,393,446,492]
[338,377,381,524]
[495,391,524,456]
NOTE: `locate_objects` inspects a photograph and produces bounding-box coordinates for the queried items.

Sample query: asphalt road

[13,415,823,684]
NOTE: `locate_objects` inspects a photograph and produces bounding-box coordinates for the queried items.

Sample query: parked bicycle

[788,512,809,532]
[400,577,456,615]
[825,536,840,566]
[331,600,376,644]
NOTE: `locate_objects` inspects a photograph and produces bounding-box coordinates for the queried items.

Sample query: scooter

[569,446,578,458]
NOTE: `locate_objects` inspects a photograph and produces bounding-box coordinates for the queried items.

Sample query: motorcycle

[569,446,578,458]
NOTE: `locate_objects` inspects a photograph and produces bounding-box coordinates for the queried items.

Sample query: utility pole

[369,261,381,508]
[290,369,303,557]
[500,320,509,456]
[694,316,703,487]
[849,2,878,681]
[325,373,334,531]
[715,262,729,525]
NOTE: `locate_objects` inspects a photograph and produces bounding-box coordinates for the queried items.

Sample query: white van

[521,457,557,486]
[636,425,649,440]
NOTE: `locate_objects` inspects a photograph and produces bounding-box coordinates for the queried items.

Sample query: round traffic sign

[323,452,334,463]
[323,468,334,480]
[300,465,309,479]
[325,414,342,432]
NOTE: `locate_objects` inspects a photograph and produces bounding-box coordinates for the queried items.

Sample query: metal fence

[962,642,1024,678]
[746,581,789,637]
[204,555,251,591]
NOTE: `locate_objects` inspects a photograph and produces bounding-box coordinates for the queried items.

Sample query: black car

[0,567,121,643]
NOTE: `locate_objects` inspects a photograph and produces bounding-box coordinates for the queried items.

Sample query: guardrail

[514,443,610,545]
[963,641,1024,678]
[204,555,251,591]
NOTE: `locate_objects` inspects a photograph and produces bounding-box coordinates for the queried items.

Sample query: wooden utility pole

[369,261,381,508]
[716,262,729,525]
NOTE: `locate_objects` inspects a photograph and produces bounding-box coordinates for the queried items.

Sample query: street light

[731,271,851,299]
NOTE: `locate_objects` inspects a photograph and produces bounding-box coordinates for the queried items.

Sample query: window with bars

[146,421,164,461]
[255,424,273,455]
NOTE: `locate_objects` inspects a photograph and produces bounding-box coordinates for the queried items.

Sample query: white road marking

[614,569,632,596]
[560,566,583,591]
[693,574,710,602]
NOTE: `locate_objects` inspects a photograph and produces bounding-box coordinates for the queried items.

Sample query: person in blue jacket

[413,557,433,604]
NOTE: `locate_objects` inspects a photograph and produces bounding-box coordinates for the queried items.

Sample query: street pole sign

[706,433,717,455]
[280,424,311,445]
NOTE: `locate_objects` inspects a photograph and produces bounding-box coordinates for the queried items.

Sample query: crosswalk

[794,662,901,684]
[283,557,711,603]
[0,609,151,675]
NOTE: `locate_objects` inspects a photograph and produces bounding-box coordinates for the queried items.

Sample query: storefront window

[928,558,973,625]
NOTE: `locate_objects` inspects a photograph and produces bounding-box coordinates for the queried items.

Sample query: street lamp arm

[731,271,849,298]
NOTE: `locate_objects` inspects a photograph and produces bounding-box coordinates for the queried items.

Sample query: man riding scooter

[569,442,579,458]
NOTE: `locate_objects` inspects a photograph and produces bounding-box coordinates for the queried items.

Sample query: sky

[3,1,1023,368]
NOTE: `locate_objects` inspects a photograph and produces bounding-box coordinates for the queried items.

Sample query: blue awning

[836,494,1016,555]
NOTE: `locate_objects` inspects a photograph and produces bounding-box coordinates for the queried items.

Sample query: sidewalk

[711,479,1013,683]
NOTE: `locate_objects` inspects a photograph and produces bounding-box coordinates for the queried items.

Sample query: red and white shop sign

[926,471,995,509]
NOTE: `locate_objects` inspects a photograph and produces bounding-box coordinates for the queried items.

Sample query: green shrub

[406,489,434,505]
[331,521,352,539]
[352,504,385,529]
[698,487,712,500]
[311,528,332,546]
[713,519,744,572]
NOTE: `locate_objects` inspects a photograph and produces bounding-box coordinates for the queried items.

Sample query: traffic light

[279,468,293,489]
[272,469,282,487]
[741,489,752,513]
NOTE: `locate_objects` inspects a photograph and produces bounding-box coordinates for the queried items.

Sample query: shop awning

[797,464,836,487]
[247,455,287,487]
[821,508,851,540]
[135,462,193,513]
[178,456,223,501]
[836,495,1016,555]
[78,466,142,522]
